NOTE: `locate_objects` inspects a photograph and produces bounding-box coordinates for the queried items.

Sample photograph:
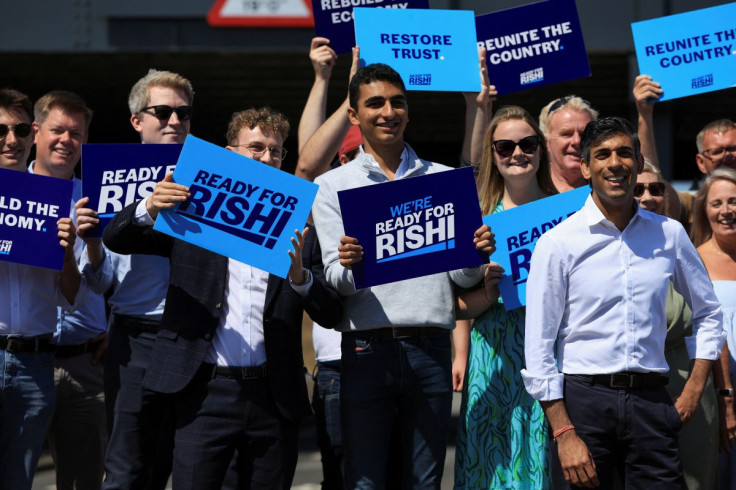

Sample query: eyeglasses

[633,182,666,198]
[701,145,736,161]
[140,105,193,121]
[0,122,32,138]
[492,135,540,158]
[232,143,287,161]
[548,96,592,116]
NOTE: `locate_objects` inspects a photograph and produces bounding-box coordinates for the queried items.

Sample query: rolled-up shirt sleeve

[521,233,567,401]
[672,226,724,360]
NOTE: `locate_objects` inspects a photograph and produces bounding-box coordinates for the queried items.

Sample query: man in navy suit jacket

[103,107,343,489]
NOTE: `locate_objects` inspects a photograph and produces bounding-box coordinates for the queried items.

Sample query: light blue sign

[153,135,319,278]
[354,7,480,92]
[483,187,588,310]
[631,2,736,101]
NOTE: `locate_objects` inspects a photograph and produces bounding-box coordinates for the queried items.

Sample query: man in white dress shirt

[522,116,724,489]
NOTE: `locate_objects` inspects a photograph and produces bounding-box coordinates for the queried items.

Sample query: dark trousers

[313,360,345,490]
[563,375,685,490]
[341,331,453,489]
[171,363,299,490]
[103,320,174,490]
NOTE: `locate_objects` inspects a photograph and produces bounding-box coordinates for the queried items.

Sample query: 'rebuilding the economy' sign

[0,168,73,270]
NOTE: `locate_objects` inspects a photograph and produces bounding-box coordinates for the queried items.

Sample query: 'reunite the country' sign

[208,0,314,27]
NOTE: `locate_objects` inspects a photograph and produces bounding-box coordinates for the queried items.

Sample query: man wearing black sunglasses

[0,91,33,172]
[100,69,194,490]
[0,89,88,490]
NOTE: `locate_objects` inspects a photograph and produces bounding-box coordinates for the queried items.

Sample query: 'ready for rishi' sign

[82,144,182,237]
[152,135,318,278]
[483,186,588,310]
[0,168,73,270]
[337,166,486,288]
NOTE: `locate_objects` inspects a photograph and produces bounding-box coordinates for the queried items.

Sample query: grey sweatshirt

[312,144,484,332]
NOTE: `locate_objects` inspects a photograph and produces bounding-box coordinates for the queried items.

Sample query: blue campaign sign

[313,0,428,55]
[354,7,480,92]
[152,135,318,279]
[82,144,182,237]
[484,186,588,311]
[0,168,73,270]
[475,0,590,96]
[338,166,486,289]
[631,3,736,101]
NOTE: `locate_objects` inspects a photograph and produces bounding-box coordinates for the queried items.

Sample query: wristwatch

[717,388,735,397]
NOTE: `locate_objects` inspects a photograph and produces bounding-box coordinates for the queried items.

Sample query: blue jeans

[313,360,344,490]
[0,349,55,490]
[340,331,453,489]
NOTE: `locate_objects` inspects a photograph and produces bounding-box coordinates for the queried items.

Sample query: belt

[54,338,104,358]
[209,363,267,380]
[113,314,161,334]
[0,336,55,354]
[569,372,669,389]
[352,327,449,339]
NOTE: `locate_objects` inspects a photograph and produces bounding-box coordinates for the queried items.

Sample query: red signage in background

[207,0,315,27]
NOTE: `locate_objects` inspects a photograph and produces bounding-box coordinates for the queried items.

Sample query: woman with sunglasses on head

[628,162,723,490]
[691,167,736,490]
[454,106,557,489]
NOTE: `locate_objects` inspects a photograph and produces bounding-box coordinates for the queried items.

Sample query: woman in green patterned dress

[455,106,557,489]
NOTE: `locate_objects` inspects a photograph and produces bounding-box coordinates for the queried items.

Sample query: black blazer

[103,201,342,422]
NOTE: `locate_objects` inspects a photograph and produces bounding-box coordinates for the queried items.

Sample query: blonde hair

[696,119,736,152]
[477,105,557,215]
[34,90,93,131]
[691,167,736,246]
[128,69,194,115]
[539,95,598,137]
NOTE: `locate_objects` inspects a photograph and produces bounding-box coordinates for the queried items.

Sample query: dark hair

[580,116,641,163]
[0,88,33,121]
[348,63,406,110]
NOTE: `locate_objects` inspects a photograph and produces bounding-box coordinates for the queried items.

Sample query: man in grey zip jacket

[311,63,495,489]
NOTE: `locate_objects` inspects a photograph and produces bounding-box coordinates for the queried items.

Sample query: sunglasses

[492,135,540,158]
[633,182,666,197]
[0,122,32,138]
[701,145,736,161]
[548,96,592,115]
[140,105,193,121]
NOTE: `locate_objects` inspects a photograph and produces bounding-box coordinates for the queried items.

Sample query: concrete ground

[33,317,462,489]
